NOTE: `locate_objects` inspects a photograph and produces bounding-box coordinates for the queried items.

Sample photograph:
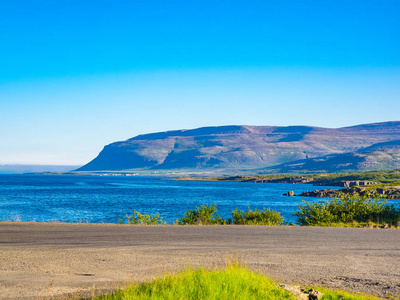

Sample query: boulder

[307,289,324,300]
[285,191,295,196]
[280,285,309,300]
[281,285,324,300]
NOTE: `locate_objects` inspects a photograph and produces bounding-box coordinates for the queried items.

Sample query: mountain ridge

[262,140,400,174]
[77,121,400,173]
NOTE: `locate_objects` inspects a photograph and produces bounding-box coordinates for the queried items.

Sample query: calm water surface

[0,174,344,224]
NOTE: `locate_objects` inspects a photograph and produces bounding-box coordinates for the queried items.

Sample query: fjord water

[0,174,344,224]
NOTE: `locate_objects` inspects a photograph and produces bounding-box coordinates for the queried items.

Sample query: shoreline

[1,220,399,228]
[170,172,400,200]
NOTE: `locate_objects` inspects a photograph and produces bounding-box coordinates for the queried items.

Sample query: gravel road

[0,223,399,299]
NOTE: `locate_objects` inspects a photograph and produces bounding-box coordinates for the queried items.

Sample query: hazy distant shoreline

[0,164,82,174]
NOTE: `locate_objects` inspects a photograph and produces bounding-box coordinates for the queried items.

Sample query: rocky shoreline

[175,171,400,200]
[241,175,377,188]
[230,175,400,199]
[284,186,400,199]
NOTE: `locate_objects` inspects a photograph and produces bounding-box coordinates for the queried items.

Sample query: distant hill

[77,121,400,174]
[262,140,400,174]
[0,165,81,174]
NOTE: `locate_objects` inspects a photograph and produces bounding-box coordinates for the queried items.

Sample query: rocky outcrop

[281,285,324,300]
[298,186,400,199]
[375,188,400,199]
[344,181,376,187]
[281,285,309,300]
[299,189,340,198]
[313,180,376,187]
[307,289,324,300]
[247,176,313,184]
[283,191,295,196]
[242,176,378,187]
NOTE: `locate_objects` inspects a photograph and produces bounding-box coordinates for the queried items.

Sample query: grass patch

[308,286,382,300]
[93,263,295,300]
[91,264,388,300]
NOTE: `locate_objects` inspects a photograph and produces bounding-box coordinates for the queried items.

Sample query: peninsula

[171,169,400,199]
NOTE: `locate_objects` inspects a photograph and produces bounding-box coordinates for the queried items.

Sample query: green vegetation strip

[119,204,284,225]
[295,196,400,227]
[171,169,400,187]
[309,287,382,300]
[92,264,381,300]
[119,196,400,227]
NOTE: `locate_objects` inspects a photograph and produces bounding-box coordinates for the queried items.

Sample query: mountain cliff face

[77,121,400,173]
[263,140,400,174]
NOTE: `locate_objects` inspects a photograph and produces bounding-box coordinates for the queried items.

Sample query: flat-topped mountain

[77,121,400,173]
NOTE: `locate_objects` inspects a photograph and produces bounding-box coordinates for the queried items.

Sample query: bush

[121,205,285,226]
[295,195,400,226]
[232,207,284,225]
[119,211,166,225]
[177,204,226,225]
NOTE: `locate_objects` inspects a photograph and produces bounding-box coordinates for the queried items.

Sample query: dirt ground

[0,223,399,299]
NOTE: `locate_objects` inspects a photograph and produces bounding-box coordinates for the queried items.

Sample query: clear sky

[0,0,399,165]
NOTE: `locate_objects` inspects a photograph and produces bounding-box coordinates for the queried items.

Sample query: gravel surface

[0,223,399,299]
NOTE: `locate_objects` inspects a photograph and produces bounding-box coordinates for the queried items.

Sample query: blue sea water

[0,174,347,224]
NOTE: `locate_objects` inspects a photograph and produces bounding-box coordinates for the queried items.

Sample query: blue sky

[0,0,399,165]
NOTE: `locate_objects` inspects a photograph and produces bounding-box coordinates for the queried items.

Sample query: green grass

[91,264,388,300]
[93,264,295,300]
[308,286,382,300]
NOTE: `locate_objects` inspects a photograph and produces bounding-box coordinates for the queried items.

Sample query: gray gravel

[0,222,399,299]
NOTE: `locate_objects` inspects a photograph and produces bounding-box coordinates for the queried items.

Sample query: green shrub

[121,205,285,226]
[177,204,226,225]
[295,195,400,226]
[119,211,166,225]
[232,206,284,225]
